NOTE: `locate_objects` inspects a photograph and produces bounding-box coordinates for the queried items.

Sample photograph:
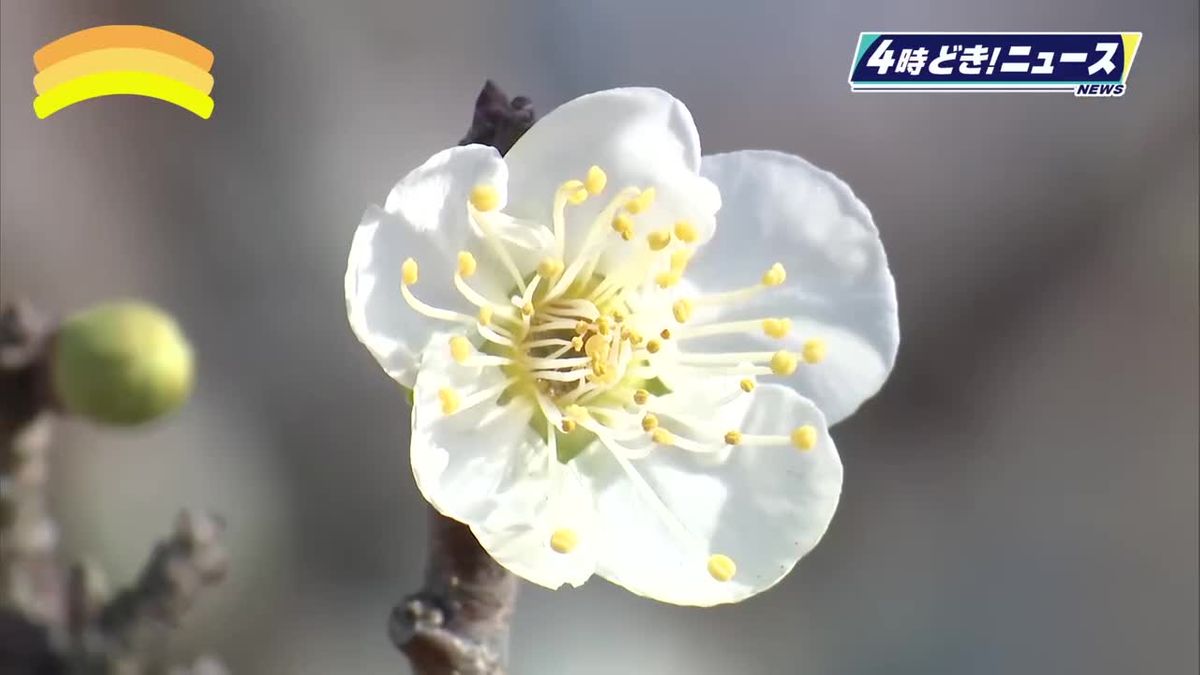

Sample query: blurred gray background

[2,0,1197,673]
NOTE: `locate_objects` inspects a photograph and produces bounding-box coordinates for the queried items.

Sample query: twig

[1,301,63,630]
[387,81,534,675]
[94,511,229,668]
[389,513,519,675]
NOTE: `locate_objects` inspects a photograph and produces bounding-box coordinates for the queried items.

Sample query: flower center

[462,173,669,407]
[396,165,827,466]
[513,288,636,403]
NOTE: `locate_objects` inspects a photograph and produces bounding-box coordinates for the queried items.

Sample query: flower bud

[52,301,193,425]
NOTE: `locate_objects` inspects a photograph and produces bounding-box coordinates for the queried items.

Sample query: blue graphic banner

[849,32,1142,95]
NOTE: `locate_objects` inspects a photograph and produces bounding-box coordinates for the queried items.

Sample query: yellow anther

[449,336,472,364]
[612,213,634,238]
[770,350,798,376]
[655,271,681,288]
[672,299,694,324]
[564,405,589,422]
[561,418,577,433]
[724,430,743,445]
[437,388,460,415]
[646,339,661,354]
[538,257,565,280]
[641,414,659,431]
[669,248,693,272]
[626,187,656,214]
[550,528,579,554]
[628,330,644,345]
[585,165,607,195]
[619,228,634,241]
[802,339,827,364]
[456,251,477,277]
[575,320,591,335]
[673,220,698,243]
[762,262,787,287]
[561,179,588,205]
[609,306,626,322]
[478,306,493,326]
[651,428,674,445]
[469,184,500,212]
[791,425,818,451]
[707,554,737,582]
[659,328,672,340]
[521,302,534,316]
[647,230,672,251]
[401,258,419,286]
[596,316,611,336]
[633,389,650,405]
[620,327,632,340]
[571,335,584,351]
[762,318,792,339]
[592,364,617,384]
[739,378,756,393]
[584,334,609,360]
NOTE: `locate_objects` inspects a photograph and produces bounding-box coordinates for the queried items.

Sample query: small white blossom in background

[346,88,898,606]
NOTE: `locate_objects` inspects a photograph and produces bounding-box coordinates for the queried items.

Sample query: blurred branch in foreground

[386,81,531,675]
[1,301,227,675]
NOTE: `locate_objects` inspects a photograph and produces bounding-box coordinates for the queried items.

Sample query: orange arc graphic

[34,48,213,95]
[34,25,213,72]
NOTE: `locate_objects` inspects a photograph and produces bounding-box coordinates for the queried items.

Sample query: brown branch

[1,301,63,630]
[388,81,534,675]
[456,80,535,151]
[97,511,229,663]
[389,513,519,675]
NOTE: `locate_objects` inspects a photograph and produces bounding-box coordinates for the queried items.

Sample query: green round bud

[52,302,194,425]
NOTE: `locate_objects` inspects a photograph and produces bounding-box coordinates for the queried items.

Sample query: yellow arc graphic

[34,71,214,120]
[33,25,214,119]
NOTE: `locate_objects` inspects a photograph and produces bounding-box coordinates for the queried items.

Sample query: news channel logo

[33,25,214,119]
[849,32,1141,96]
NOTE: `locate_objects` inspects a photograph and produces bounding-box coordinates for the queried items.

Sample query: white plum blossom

[345,88,898,606]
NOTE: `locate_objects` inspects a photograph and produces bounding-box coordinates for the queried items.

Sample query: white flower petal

[411,334,597,589]
[503,88,719,262]
[472,459,598,590]
[683,150,900,424]
[647,379,753,457]
[346,145,548,387]
[410,331,542,524]
[577,384,841,606]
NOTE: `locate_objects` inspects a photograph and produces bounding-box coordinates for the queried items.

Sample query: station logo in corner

[849,32,1141,96]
